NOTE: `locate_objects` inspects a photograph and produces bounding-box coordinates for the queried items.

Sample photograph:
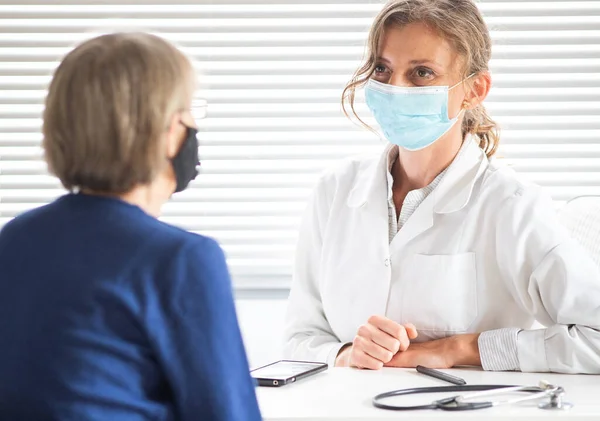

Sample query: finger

[350,348,384,370]
[404,323,419,340]
[396,326,411,352]
[354,335,394,363]
[367,315,406,339]
[358,323,400,353]
[384,349,411,368]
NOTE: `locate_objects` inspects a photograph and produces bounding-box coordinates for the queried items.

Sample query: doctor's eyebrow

[375,57,393,66]
[408,59,444,68]
[375,57,445,70]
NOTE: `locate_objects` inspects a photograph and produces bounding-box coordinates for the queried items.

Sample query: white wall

[235,297,288,369]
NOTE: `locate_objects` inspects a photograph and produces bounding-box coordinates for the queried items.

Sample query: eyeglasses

[191,98,208,121]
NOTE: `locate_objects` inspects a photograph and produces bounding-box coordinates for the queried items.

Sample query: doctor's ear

[463,72,492,110]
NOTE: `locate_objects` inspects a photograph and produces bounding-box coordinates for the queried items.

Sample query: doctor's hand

[384,334,482,369]
[335,316,418,369]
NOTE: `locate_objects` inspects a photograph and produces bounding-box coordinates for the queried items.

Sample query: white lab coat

[283,137,600,374]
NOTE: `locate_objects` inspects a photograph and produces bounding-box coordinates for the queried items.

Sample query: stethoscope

[373,380,573,411]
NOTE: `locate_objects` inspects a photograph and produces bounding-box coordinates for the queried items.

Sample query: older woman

[284,0,600,374]
[0,33,261,421]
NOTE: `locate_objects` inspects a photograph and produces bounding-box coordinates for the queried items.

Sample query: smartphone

[250,360,328,387]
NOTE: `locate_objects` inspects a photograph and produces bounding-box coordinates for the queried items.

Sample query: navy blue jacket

[0,193,261,421]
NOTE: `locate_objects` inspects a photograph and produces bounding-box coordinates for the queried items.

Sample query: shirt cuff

[478,328,521,371]
[325,342,351,368]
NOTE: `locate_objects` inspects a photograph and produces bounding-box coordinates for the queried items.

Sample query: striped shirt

[385,145,447,242]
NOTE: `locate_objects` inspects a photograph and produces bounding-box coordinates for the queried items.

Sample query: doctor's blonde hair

[342,0,500,158]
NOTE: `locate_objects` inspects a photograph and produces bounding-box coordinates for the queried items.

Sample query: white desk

[257,367,600,420]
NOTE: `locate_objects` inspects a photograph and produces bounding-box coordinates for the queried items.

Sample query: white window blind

[0,1,599,289]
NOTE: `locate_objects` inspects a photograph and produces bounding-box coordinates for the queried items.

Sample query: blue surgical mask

[365,78,467,151]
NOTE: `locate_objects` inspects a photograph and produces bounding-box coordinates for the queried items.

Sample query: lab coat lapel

[433,137,488,215]
[346,144,391,223]
[391,137,488,250]
[345,138,487,251]
[390,194,435,251]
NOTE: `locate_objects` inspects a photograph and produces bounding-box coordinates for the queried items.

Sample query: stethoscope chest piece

[538,387,573,411]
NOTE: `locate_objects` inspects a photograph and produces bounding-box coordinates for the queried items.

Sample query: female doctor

[283,0,600,374]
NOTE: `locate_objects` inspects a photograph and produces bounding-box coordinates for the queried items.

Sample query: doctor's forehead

[377,22,462,71]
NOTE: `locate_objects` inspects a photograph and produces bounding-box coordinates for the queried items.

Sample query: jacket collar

[346,136,488,214]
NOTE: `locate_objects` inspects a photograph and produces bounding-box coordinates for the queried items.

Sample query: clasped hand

[335,315,480,369]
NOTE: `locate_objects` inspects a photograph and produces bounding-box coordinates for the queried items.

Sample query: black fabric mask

[171,124,200,193]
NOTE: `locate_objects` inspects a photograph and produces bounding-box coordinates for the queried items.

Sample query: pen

[416,365,467,386]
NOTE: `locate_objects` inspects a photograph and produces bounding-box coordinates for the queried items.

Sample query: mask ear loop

[450,73,477,114]
[452,74,478,144]
[439,76,474,139]
[449,73,476,91]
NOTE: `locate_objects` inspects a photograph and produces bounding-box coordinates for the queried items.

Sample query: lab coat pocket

[400,253,478,333]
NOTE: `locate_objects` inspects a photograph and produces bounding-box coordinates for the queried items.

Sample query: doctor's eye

[412,67,435,81]
[374,64,390,75]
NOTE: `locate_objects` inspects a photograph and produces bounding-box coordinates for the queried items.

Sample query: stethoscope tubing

[372,384,533,411]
